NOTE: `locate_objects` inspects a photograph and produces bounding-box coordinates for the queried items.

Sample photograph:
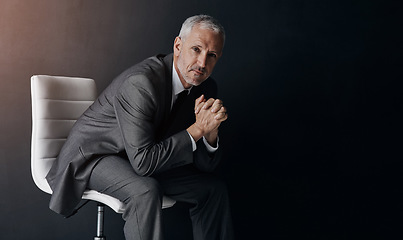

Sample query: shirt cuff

[186,131,219,153]
[203,136,219,153]
[187,131,197,151]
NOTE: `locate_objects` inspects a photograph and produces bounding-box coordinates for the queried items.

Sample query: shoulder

[119,55,168,84]
[109,54,171,96]
[109,54,173,108]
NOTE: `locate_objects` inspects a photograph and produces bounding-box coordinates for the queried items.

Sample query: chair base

[95,203,106,240]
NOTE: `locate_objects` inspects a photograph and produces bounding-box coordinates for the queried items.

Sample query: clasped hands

[187,95,228,146]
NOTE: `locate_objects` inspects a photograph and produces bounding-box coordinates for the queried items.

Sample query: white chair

[31,75,176,240]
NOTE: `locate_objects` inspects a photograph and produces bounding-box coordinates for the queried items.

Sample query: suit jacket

[46,54,222,216]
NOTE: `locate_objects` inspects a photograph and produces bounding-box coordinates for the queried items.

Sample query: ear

[173,37,182,57]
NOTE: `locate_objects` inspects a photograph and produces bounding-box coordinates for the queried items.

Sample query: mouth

[191,69,205,76]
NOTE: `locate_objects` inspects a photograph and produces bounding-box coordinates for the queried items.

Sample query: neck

[173,58,192,89]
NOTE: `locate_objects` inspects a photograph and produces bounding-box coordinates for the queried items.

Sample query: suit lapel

[157,54,175,139]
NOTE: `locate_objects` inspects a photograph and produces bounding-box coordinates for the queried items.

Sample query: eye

[191,46,200,53]
[208,53,217,58]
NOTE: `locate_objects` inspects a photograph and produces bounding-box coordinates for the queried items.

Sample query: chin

[189,78,206,86]
[184,76,205,86]
[185,81,200,87]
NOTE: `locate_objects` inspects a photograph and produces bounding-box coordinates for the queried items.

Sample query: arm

[187,95,228,172]
[114,76,193,176]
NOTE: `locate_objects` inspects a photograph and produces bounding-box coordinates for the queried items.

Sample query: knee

[142,177,163,198]
[124,177,162,204]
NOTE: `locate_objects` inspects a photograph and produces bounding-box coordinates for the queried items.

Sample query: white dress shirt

[172,65,218,153]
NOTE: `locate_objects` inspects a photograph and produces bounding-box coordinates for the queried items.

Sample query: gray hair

[179,15,225,43]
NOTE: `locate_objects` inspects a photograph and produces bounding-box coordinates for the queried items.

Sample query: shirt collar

[172,64,192,96]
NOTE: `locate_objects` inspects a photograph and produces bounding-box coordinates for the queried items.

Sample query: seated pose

[46,14,233,240]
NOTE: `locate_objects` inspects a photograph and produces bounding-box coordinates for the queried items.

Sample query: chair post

[94,203,106,240]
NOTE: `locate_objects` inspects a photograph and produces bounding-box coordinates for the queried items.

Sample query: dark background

[0,0,401,239]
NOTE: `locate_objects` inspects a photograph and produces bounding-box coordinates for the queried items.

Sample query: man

[46,15,233,240]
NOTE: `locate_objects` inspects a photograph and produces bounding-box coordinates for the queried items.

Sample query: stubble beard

[177,55,209,87]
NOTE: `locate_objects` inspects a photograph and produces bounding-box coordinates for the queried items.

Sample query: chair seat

[82,190,176,214]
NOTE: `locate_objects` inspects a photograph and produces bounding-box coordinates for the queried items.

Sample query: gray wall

[0,0,401,239]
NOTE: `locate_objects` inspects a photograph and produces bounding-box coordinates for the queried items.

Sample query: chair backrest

[31,75,97,194]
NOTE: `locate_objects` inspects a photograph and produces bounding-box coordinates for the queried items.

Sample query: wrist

[204,129,218,147]
[187,124,205,142]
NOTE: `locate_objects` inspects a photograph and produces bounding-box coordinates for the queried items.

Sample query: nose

[197,53,207,68]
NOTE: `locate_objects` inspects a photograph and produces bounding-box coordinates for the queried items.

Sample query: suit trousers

[87,155,234,240]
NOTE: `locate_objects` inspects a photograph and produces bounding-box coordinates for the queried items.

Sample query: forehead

[185,25,224,52]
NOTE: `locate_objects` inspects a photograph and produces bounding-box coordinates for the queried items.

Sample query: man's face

[174,25,224,89]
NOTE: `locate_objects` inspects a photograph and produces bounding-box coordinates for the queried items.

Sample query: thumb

[194,95,205,113]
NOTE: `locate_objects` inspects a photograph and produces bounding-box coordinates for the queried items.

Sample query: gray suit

[46,54,232,239]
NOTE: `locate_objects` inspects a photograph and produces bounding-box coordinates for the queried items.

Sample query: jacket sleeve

[113,75,193,176]
[193,140,223,172]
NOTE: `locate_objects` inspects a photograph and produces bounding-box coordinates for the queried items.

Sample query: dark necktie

[171,90,188,116]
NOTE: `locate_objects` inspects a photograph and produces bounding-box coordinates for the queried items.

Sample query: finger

[214,112,228,121]
[194,95,205,114]
[210,99,223,113]
[202,98,216,110]
[195,101,206,114]
[216,106,226,115]
[195,95,205,107]
[214,107,228,121]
